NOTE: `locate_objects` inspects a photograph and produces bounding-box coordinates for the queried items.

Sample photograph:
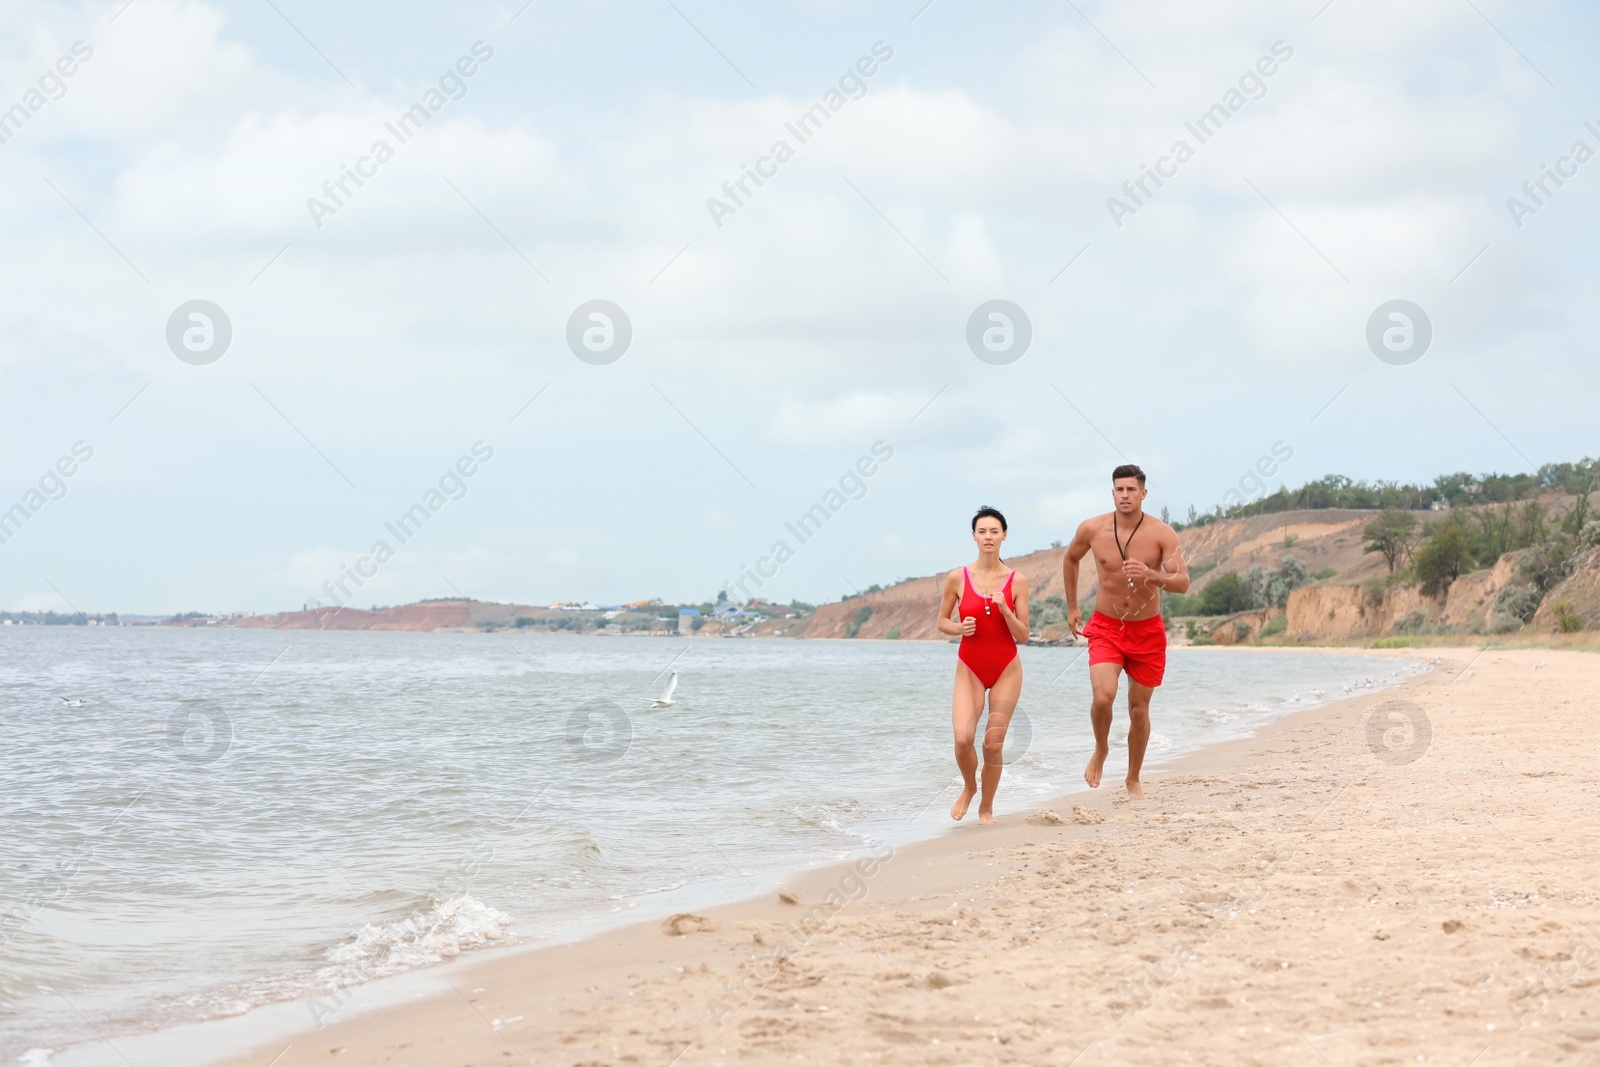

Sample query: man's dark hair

[971,505,1007,532]
[1112,464,1146,486]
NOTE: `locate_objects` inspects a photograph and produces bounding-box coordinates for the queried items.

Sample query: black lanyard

[1114,512,1144,564]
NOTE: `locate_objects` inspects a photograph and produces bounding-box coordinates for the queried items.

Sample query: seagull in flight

[59,698,88,708]
[649,670,678,708]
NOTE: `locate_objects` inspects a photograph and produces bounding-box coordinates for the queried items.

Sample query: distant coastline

[10,461,1597,645]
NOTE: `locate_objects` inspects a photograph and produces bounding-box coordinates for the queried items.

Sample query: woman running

[937,506,1030,823]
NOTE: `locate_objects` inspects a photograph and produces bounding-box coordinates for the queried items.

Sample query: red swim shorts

[1082,612,1168,688]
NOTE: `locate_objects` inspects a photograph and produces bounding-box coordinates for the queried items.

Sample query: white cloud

[0,0,1594,610]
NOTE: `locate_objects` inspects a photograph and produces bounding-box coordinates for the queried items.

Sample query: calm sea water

[0,629,1419,1062]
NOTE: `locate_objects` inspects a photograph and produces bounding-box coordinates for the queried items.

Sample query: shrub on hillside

[847,604,874,637]
[1034,595,1067,626]
[1160,592,1198,617]
[1394,610,1430,635]
[1239,556,1310,610]
[1197,572,1252,615]
[1486,581,1541,633]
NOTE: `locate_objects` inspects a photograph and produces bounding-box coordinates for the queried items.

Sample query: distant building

[678,608,700,635]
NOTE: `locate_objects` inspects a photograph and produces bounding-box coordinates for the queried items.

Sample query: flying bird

[59,698,88,708]
[649,670,678,708]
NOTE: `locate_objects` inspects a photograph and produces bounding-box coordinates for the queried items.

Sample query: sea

[0,628,1422,1064]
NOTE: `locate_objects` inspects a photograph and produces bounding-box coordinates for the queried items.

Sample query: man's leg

[1125,680,1155,799]
[978,658,1023,824]
[951,665,985,819]
[1085,662,1122,788]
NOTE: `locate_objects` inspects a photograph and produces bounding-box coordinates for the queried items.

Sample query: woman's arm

[994,573,1030,643]
[936,570,973,637]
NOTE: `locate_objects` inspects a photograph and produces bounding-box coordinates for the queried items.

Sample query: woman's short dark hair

[971,505,1007,532]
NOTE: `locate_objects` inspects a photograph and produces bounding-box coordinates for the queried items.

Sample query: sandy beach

[207,646,1600,1067]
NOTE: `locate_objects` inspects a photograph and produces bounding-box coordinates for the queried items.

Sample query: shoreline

[44,644,1595,1065]
[149,647,1440,1067]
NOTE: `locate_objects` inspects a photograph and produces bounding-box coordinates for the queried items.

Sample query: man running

[1062,464,1189,799]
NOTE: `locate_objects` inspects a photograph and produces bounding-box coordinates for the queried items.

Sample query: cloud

[0,0,1595,611]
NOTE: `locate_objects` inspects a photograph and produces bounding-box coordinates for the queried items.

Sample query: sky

[1,0,1597,614]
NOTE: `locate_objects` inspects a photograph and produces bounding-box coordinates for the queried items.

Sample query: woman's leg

[978,656,1023,824]
[950,664,985,820]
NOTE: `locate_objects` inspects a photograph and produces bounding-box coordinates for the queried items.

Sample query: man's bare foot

[1084,747,1109,788]
[978,808,996,825]
[951,783,978,820]
[1125,778,1144,800]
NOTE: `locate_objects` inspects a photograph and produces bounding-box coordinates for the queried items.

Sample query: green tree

[1562,469,1594,535]
[1363,509,1417,574]
[1269,556,1311,607]
[1197,572,1254,615]
[1412,517,1472,597]
[847,604,874,637]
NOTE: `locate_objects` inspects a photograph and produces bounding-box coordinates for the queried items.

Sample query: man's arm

[1122,524,1190,593]
[1062,521,1093,637]
[1152,526,1190,594]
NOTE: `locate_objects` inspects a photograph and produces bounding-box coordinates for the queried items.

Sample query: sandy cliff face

[1285,585,1375,641]
[809,508,1404,642]
[1440,552,1526,631]
[804,547,1099,641]
[1178,510,1390,590]
[1531,547,1600,632]
[1282,551,1535,641]
[234,600,539,631]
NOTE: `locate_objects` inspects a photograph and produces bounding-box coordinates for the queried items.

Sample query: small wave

[313,894,512,989]
[19,1050,53,1067]
[787,805,848,834]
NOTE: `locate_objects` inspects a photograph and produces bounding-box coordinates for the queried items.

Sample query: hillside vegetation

[810,459,1600,645]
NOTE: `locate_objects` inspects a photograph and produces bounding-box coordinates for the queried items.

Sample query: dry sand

[211,647,1600,1066]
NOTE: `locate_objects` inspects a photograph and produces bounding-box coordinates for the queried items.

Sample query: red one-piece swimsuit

[957,566,1019,689]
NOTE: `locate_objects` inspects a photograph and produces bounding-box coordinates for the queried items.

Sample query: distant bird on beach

[1533,662,1546,670]
[59,698,88,708]
[649,670,678,708]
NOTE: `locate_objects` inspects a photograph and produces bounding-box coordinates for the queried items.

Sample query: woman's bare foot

[1084,746,1109,788]
[950,783,978,820]
[978,807,996,825]
[1125,778,1144,800]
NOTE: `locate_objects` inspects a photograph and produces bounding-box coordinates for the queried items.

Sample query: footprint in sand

[661,913,716,936]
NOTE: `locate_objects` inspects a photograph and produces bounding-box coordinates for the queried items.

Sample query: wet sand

[207,646,1600,1066]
